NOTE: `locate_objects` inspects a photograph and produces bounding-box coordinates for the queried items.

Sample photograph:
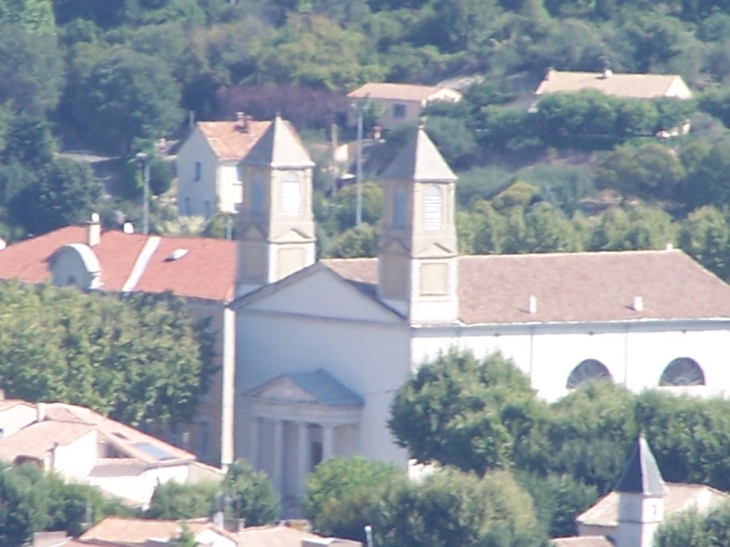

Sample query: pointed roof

[240,115,314,169]
[614,436,667,496]
[381,127,457,182]
[286,369,364,407]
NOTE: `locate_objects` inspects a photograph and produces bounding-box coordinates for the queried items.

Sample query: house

[347,83,462,130]
[230,125,730,500]
[0,399,222,507]
[534,69,693,100]
[79,517,237,547]
[556,436,729,547]
[0,219,237,469]
[176,113,272,217]
[233,525,361,547]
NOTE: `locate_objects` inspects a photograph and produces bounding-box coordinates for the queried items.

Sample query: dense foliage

[302,457,547,547]
[0,281,217,431]
[390,350,730,537]
[146,460,280,526]
[0,463,132,547]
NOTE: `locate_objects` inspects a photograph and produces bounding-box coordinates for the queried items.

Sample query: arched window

[281,172,301,216]
[424,185,443,231]
[251,173,265,214]
[566,359,613,389]
[660,358,705,386]
[393,186,407,229]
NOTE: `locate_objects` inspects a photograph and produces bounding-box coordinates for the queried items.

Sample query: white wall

[88,462,190,507]
[176,129,219,217]
[411,321,730,402]
[195,529,236,547]
[0,404,37,438]
[218,162,242,214]
[52,430,98,480]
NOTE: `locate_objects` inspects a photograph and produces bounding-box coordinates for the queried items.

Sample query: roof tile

[197,120,272,160]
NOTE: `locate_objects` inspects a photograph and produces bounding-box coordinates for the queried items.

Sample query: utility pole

[136,152,151,235]
[355,103,364,230]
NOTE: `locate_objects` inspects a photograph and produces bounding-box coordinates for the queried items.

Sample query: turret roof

[614,435,667,496]
[381,127,457,182]
[241,115,314,169]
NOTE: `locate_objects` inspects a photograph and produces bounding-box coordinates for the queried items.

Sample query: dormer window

[281,172,301,216]
[424,185,443,231]
[393,186,406,229]
[252,173,265,214]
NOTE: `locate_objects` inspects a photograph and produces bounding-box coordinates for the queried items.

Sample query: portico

[246,369,363,497]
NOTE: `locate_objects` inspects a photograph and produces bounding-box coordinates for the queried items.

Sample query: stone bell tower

[377,126,459,323]
[615,435,667,547]
[236,116,316,296]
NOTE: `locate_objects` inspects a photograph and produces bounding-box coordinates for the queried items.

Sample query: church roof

[285,369,364,407]
[323,249,730,325]
[614,436,667,496]
[241,115,315,169]
[380,127,457,182]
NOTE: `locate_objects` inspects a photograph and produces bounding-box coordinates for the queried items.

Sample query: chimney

[602,68,613,79]
[87,213,101,247]
[123,222,134,234]
[665,242,674,251]
[236,111,246,131]
[528,295,537,315]
[0,389,5,401]
[37,402,45,422]
[633,296,644,312]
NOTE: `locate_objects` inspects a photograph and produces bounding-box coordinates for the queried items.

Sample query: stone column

[322,424,335,462]
[272,419,284,495]
[297,422,309,497]
[249,416,260,469]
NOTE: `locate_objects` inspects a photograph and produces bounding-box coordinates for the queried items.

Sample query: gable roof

[348,82,460,102]
[196,120,272,161]
[0,420,95,462]
[323,250,730,325]
[81,517,235,546]
[614,435,667,496]
[578,483,729,528]
[285,369,364,407]
[0,226,236,302]
[241,115,315,169]
[381,127,457,182]
[535,70,690,99]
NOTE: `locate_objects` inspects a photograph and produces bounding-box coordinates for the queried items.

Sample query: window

[204,199,212,220]
[184,196,191,216]
[566,359,613,389]
[660,358,705,386]
[393,103,406,118]
[424,185,443,231]
[281,172,301,216]
[199,421,210,457]
[393,186,407,229]
[252,173,265,214]
[194,161,202,182]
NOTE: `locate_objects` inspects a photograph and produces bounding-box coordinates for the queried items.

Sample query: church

[230,117,730,499]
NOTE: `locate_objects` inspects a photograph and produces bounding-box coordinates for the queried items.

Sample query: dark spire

[614,435,667,496]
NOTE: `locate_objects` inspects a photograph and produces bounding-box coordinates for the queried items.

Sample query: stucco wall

[88,463,190,508]
[52,430,98,481]
[411,321,730,402]
[0,404,37,438]
[218,162,242,214]
[176,129,219,217]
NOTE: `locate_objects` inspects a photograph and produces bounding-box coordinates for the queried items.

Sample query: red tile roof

[0,227,235,302]
[324,250,730,324]
[197,120,272,160]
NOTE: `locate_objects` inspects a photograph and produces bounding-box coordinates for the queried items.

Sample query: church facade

[231,123,730,498]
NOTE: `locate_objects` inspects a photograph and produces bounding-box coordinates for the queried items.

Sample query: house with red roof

[0,220,237,469]
[175,113,272,218]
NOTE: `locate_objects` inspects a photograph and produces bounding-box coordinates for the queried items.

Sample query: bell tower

[377,127,459,323]
[615,436,667,547]
[236,116,316,296]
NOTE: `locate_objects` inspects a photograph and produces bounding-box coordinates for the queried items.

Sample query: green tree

[303,457,404,542]
[170,524,199,547]
[389,349,547,475]
[325,223,379,258]
[223,460,280,526]
[680,206,730,282]
[146,481,219,520]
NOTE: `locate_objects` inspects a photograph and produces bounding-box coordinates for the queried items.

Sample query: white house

[347,83,462,130]
[0,400,222,507]
[176,114,272,217]
[231,125,730,500]
[80,517,237,547]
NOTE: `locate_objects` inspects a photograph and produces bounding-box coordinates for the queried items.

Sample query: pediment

[380,238,409,256]
[414,242,456,258]
[250,376,318,404]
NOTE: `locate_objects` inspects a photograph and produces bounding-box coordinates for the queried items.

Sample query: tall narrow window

[424,185,443,231]
[393,104,406,118]
[194,161,202,182]
[204,199,212,220]
[184,196,191,216]
[252,173,265,214]
[281,172,301,216]
[393,186,407,229]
